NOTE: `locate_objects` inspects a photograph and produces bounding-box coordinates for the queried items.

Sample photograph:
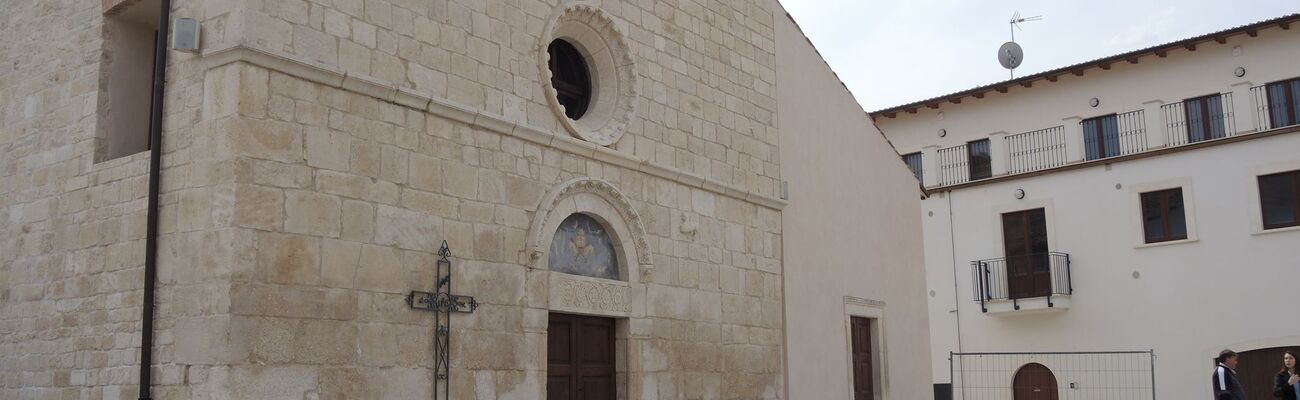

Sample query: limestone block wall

[221,0,783,199]
[4,0,791,399]
[0,1,238,399]
[189,60,785,398]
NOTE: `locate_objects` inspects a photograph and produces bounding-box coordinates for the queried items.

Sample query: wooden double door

[547,313,616,400]
[1002,209,1051,299]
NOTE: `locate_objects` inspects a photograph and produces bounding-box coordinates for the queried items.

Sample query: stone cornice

[200,44,787,211]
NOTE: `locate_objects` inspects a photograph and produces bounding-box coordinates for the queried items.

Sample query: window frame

[1128,178,1198,248]
[967,139,991,181]
[1139,188,1189,244]
[1265,77,1300,129]
[1257,170,1300,230]
[1182,93,1227,143]
[547,39,593,120]
[1082,114,1121,161]
[901,152,923,183]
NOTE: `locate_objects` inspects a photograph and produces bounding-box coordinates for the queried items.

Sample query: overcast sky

[779,0,1300,112]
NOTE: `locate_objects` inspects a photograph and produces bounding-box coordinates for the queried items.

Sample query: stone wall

[224,0,783,199]
[0,1,233,399]
[2,0,790,399]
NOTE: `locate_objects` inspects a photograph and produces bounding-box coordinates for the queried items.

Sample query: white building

[872,14,1300,400]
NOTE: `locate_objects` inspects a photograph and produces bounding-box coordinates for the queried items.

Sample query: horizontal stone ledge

[199,43,787,211]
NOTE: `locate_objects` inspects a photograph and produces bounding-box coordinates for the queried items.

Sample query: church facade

[0,0,930,399]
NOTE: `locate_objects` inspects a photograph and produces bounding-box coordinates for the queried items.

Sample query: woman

[1276,350,1300,400]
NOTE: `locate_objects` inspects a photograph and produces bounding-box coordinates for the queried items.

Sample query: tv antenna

[999,11,1042,78]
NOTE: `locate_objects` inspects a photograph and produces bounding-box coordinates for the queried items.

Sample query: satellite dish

[998,41,1023,70]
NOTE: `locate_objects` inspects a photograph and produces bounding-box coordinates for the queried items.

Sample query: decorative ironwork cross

[406,240,478,400]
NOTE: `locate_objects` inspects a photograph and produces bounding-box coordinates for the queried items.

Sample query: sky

[779,0,1300,112]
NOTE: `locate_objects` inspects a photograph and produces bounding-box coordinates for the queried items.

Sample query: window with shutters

[1082,114,1120,160]
[967,139,991,180]
[902,152,923,183]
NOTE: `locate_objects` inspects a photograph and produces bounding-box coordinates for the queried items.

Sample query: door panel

[1236,347,1292,399]
[851,317,875,400]
[548,314,616,400]
[1002,209,1050,299]
[1012,363,1059,400]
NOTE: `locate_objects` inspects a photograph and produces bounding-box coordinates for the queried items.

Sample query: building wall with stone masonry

[220,0,783,199]
[1,0,936,398]
[0,1,241,399]
[0,0,791,400]
[188,55,786,398]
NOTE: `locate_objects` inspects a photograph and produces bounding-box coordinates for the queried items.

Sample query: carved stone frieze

[549,273,632,316]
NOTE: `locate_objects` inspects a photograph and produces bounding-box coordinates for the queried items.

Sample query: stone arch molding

[527,177,653,283]
[538,2,638,146]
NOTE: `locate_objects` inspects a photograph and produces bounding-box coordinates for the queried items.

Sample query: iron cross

[406,240,478,400]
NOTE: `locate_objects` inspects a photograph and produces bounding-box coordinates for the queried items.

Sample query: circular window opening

[547,39,592,120]
[539,5,637,146]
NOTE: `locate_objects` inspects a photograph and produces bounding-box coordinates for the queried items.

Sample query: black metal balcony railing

[1252,84,1300,131]
[1162,92,1237,147]
[1006,125,1067,174]
[971,252,1072,313]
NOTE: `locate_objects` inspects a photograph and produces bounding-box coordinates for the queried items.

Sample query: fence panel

[951,351,1156,400]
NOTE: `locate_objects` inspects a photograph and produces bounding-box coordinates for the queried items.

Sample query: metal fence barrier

[950,351,1156,400]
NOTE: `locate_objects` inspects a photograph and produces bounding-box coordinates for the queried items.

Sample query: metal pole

[949,352,955,400]
[138,1,170,398]
[1150,349,1157,400]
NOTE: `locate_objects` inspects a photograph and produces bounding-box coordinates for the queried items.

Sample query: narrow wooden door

[850,317,875,400]
[1012,363,1059,400]
[548,313,616,400]
[1002,209,1050,299]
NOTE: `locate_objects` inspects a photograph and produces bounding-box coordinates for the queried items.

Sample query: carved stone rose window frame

[538,3,638,147]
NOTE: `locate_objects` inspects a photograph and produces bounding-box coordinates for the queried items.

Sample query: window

[1082,114,1120,160]
[1258,170,1300,230]
[1265,78,1300,129]
[547,39,592,120]
[1140,188,1188,243]
[901,152,923,183]
[1183,94,1228,143]
[97,0,161,162]
[967,139,991,180]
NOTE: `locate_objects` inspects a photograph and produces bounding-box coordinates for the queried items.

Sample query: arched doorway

[1012,363,1059,400]
[1237,347,1298,398]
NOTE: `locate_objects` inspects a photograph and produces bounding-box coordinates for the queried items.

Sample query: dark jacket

[1213,364,1247,400]
[1276,370,1299,400]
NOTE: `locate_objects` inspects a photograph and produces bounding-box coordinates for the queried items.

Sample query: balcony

[971,252,1072,315]
[1251,84,1300,131]
[1162,92,1238,147]
[904,80,1300,188]
[1006,125,1066,174]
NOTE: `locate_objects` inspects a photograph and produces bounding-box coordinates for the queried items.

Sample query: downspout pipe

[139,0,170,399]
